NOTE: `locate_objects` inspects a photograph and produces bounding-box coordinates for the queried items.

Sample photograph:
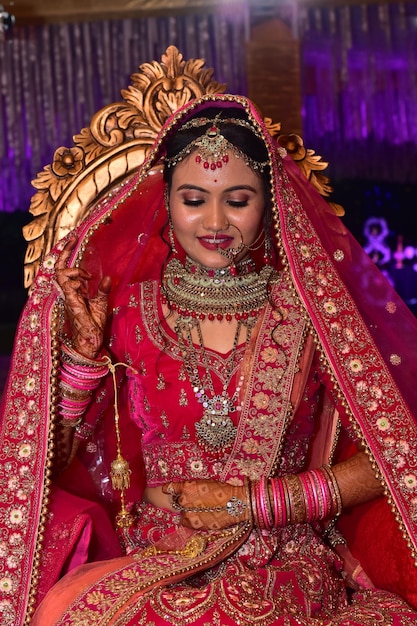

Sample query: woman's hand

[162,479,251,530]
[56,236,111,359]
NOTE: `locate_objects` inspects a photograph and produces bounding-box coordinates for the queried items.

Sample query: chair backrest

[22,45,340,290]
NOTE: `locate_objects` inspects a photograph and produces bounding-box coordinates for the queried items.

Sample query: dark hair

[163,107,272,222]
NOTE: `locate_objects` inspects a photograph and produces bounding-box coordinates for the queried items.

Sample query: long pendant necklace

[175,315,256,450]
[164,257,276,451]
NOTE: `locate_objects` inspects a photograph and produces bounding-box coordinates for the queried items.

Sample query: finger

[59,276,90,298]
[181,515,204,530]
[57,267,91,282]
[56,236,79,270]
[97,275,112,296]
[162,481,183,496]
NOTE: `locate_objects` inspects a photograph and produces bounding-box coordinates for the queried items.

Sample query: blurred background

[1,0,417,388]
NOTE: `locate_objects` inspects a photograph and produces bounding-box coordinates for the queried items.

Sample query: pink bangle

[299,472,315,522]
[259,478,273,530]
[249,481,262,529]
[321,465,343,517]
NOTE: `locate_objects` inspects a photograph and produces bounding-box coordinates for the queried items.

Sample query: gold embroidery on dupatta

[56,523,251,624]
[221,272,308,484]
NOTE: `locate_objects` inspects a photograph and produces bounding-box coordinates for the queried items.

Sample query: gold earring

[165,187,178,255]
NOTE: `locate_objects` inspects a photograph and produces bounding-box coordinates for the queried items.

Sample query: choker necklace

[162,257,275,321]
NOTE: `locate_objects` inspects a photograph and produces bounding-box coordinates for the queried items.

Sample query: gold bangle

[322,465,343,516]
[284,474,306,525]
[58,380,92,401]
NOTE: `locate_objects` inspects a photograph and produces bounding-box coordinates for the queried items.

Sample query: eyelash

[183,199,204,206]
[227,200,249,208]
[182,199,249,208]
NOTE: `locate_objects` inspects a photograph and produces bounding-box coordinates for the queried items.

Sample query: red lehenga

[2,95,417,625]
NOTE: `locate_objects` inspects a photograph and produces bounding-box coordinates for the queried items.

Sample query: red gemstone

[195,155,202,163]
[217,161,222,168]
[230,266,237,276]
[217,313,223,321]
[203,162,209,169]
[226,314,232,322]
[223,155,229,163]
[208,313,215,321]
[210,163,216,170]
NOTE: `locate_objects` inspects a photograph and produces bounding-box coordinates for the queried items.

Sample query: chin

[192,256,231,269]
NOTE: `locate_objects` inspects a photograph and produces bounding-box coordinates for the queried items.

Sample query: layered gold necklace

[163,258,276,450]
[163,257,275,322]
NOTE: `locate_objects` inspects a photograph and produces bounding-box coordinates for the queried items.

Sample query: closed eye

[227,199,249,208]
[183,198,205,207]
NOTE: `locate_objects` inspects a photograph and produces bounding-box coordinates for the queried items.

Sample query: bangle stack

[250,466,342,530]
[58,343,109,429]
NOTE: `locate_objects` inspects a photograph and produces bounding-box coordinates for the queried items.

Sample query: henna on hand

[56,236,111,359]
[53,423,81,476]
[332,451,383,509]
[163,479,251,530]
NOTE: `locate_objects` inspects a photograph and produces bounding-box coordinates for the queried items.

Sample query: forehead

[171,150,263,189]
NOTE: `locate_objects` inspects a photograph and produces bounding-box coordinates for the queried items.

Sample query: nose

[202,200,229,232]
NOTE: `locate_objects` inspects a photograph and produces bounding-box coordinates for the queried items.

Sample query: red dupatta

[2,94,417,624]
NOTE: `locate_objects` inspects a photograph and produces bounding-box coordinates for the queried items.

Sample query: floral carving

[51,147,85,178]
[278,134,345,217]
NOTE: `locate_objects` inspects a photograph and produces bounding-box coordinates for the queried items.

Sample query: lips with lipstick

[197,234,234,251]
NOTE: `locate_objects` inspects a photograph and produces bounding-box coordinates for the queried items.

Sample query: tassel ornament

[106,356,138,528]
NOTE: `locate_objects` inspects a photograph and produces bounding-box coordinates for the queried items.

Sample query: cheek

[171,212,196,233]
[242,208,265,235]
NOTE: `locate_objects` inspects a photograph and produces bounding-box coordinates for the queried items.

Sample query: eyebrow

[176,184,258,193]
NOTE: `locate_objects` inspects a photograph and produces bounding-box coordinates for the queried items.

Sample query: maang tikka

[164,117,269,172]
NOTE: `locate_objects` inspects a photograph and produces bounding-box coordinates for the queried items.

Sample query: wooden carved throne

[22,45,342,290]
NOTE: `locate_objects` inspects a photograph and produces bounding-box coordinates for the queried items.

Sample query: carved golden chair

[22,45,342,289]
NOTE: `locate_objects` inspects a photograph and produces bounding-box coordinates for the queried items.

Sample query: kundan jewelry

[163,257,275,450]
[163,257,275,322]
[164,118,269,172]
[174,312,252,450]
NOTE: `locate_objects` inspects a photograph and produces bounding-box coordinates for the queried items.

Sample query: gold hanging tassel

[110,453,131,491]
[105,357,137,528]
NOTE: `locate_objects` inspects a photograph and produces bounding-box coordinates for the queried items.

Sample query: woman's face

[168,150,266,268]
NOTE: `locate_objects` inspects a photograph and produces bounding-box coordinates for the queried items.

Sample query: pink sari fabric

[1,94,417,624]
